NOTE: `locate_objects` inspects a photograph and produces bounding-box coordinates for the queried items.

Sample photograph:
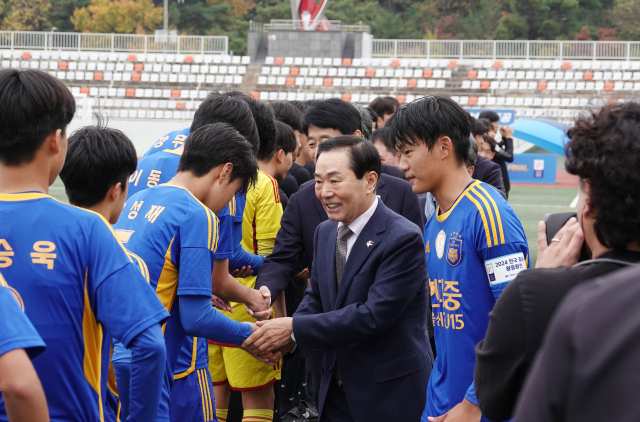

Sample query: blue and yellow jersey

[0,192,168,422]
[422,180,528,421]
[0,272,45,359]
[143,127,190,158]
[114,184,219,419]
[128,149,182,200]
[216,192,245,260]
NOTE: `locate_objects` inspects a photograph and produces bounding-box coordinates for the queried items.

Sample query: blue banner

[466,108,515,125]
[507,154,557,184]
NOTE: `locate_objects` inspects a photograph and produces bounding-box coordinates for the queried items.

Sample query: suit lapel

[334,204,388,309]
[376,174,388,205]
[324,226,339,310]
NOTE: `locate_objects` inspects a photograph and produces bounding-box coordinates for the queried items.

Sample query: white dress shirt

[337,197,379,260]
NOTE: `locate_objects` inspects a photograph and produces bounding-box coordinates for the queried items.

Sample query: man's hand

[245,286,273,321]
[536,217,584,269]
[242,318,294,355]
[230,266,253,278]
[211,294,233,313]
[295,268,310,279]
[500,125,514,138]
[427,399,481,422]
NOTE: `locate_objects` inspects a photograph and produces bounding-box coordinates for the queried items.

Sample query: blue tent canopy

[510,117,570,156]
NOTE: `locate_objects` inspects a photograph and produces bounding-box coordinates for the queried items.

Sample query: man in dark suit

[243,136,433,421]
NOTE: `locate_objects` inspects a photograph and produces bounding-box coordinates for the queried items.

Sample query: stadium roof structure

[511,117,569,156]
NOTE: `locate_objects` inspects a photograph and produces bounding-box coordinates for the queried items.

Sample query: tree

[46,0,91,32]
[610,0,640,40]
[71,0,163,33]
[1,0,51,30]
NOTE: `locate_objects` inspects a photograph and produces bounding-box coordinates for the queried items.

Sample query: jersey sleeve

[472,193,529,300]
[254,176,284,241]
[86,216,169,347]
[174,203,219,297]
[215,204,235,260]
[0,284,45,358]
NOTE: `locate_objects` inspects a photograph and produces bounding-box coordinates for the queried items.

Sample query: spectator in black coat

[476,101,640,422]
[479,110,514,198]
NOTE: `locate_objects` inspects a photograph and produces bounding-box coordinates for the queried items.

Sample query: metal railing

[372,39,640,60]
[249,20,371,33]
[0,31,228,54]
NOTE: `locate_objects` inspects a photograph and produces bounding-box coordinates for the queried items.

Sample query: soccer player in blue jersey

[59,121,158,422]
[0,69,170,422]
[0,272,48,422]
[114,122,263,422]
[389,96,529,422]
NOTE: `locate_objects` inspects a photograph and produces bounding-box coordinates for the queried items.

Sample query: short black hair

[0,69,75,165]
[473,118,493,137]
[225,91,277,161]
[191,93,259,154]
[354,103,373,140]
[316,135,381,181]
[300,98,361,136]
[565,102,640,250]
[467,137,478,168]
[388,95,471,166]
[369,96,399,118]
[272,120,297,159]
[270,102,303,132]
[372,127,395,154]
[479,110,500,123]
[482,134,497,152]
[178,122,258,195]
[366,107,379,126]
[59,116,137,207]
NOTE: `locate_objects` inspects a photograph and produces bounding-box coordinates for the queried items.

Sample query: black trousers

[321,378,353,422]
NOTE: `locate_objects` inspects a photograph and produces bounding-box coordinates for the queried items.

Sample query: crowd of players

[1,67,640,422]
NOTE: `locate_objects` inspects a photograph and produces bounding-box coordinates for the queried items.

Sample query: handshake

[211,286,274,320]
[241,317,296,365]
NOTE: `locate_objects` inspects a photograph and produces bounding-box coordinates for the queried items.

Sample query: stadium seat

[423,69,433,78]
[493,61,502,69]
[448,61,457,68]
[365,69,375,78]
[562,62,571,70]
[342,58,352,66]
[468,70,478,79]
[480,80,490,89]
[397,94,406,102]
[275,57,284,65]
[128,54,136,62]
[125,88,135,97]
[537,81,547,90]
[604,82,614,91]
[391,59,400,67]
[407,79,417,88]
[94,72,103,81]
[583,72,593,80]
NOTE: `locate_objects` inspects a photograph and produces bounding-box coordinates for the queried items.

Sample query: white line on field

[569,193,579,208]
[510,203,576,208]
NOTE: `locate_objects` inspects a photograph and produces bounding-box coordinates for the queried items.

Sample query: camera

[542,212,590,262]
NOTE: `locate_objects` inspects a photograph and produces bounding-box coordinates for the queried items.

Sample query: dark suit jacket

[515,263,640,422]
[289,162,312,187]
[473,156,506,195]
[255,173,424,299]
[293,201,433,422]
[475,250,640,421]
[492,137,514,193]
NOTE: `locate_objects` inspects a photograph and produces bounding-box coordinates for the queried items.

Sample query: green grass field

[508,185,578,265]
[49,177,577,266]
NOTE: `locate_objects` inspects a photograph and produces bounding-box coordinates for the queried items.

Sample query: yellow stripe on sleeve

[470,188,498,247]
[465,193,492,248]
[82,271,105,422]
[476,184,506,244]
[197,369,209,421]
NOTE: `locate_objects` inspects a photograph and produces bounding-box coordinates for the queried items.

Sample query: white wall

[67,118,192,156]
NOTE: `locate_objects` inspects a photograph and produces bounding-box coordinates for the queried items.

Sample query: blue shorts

[170,368,217,422]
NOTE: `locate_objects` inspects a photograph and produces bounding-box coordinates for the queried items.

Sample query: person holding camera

[473,102,640,421]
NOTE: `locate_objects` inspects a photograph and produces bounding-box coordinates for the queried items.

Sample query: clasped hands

[241,317,296,365]
[211,286,273,321]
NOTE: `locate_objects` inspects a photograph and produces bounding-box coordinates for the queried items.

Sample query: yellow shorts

[208,297,282,391]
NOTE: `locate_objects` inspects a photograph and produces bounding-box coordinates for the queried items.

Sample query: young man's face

[376,113,394,129]
[314,150,376,226]
[490,121,499,134]
[296,131,313,165]
[275,149,294,182]
[307,125,344,163]
[373,140,400,167]
[207,177,243,215]
[478,142,495,160]
[397,140,443,195]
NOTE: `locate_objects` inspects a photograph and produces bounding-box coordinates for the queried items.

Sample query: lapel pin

[366,241,374,248]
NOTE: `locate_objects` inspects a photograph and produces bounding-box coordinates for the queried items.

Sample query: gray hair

[353,103,373,141]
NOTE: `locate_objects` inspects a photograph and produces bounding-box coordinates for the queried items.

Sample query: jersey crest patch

[446,233,462,267]
[436,230,446,259]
